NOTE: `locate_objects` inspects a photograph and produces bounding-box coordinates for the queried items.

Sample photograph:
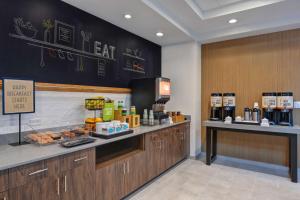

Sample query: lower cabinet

[60,149,95,200]
[146,123,190,182]
[4,123,190,200]
[0,191,8,200]
[96,151,146,200]
[145,131,164,181]
[8,148,95,200]
[9,176,60,200]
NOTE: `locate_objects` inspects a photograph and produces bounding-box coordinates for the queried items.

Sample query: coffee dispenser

[262,92,277,125]
[223,93,236,120]
[276,92,293,126]
[210,93,222,121]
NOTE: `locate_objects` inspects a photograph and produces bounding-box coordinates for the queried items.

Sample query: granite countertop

[0,121,190,171]
[202,120,300,134]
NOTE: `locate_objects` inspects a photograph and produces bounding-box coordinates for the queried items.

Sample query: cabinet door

[0,170,8,193]
[9,176,60,200]
[95,162,125,200]
[9,158,60,200]
[161,129,173,170]
[145,132,163,181]
[185,123,190,157]
[61,149,95,200]
[124,152,146,194]
[178,126,187,160]
[0,191,8,200]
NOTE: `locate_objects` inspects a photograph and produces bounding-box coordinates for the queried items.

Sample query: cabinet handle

[127,161,130,174]
[64,175,67,193]
[57,178,60,196]
[3,197,7,200]
[28,168,48,176]
[74,156,88,162]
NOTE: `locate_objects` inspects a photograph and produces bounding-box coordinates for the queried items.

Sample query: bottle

[130,106,136,115]
[143,109,148,125]
[252,102,261,122]
[149,110,154,126]
[118,101,123,112]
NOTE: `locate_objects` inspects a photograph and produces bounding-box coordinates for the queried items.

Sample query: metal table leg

[289,134,298,183]
[206,127,212,165]
[212,128,217,162]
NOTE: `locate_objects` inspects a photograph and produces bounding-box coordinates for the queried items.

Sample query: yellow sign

[3,79,35,114]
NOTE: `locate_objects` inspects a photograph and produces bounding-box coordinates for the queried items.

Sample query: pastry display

[26,133,56,145]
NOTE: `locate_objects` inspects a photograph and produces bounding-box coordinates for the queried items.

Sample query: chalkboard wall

[0,0,161,88]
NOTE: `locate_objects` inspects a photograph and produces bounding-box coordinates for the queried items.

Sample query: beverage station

[209,92,294,127]
[205,91,299,183]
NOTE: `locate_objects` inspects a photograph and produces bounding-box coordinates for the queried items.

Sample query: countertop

[0,121,190,171]
[202,120,300,134]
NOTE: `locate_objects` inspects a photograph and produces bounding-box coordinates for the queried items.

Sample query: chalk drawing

[14,17,38,39]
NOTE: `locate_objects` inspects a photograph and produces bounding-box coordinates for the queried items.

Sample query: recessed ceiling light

[124,14,132,19]
[156,32,164,37]
[228,19,238,24]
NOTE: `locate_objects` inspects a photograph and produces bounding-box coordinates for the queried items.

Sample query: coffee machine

[262,92,277,125]
[210,93,222,121]
[223,93,236,120]
[130,77,171,124]
[276,92,293,126]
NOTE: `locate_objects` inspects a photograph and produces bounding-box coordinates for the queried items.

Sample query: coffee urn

[262,92,277,125]
[276,92,293,126]
[223,93,236,120]
[210,93,222,121]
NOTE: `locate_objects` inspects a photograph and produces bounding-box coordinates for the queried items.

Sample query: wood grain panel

[202,29,300,167]
[0,80,131,94]
[0,170,8,192]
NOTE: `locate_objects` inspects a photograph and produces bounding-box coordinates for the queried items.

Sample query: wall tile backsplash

[0,91,130,135]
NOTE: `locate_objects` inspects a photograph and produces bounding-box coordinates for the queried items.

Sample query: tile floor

[127,159,300,200]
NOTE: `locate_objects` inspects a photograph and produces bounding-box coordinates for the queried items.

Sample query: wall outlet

[28,118,41,126]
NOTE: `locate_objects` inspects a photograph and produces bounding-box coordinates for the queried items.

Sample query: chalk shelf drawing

[14,18,38,39]
[40,19,54,67]
[54,20,75,48]
[77,30,92,72]
[122,48,146,74]
[9,17,118,79]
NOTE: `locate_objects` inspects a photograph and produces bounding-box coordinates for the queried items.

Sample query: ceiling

[63,0,300,46]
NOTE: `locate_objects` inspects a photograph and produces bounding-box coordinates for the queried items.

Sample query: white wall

[162,41,201,157]
[0,91,130,135]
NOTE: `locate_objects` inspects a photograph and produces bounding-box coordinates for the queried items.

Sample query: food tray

[24,133,62,146]
[60,137,96,148]
[91,130,134,139]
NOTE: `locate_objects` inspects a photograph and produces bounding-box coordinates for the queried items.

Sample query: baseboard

[199,152,300,179]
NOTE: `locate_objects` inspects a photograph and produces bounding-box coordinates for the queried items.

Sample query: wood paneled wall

[201,29,300,167]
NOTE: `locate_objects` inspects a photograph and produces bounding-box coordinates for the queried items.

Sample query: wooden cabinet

[96,161,123,200]
[9,159,60,200]
[145,131,164,181]
[60,148,95,200]
[146,123,190,182]
[0,191,8,200]
[123,151,146,194]
[4,123,190,200]
[0,170,8,193]
[8,148,95,200]
[96,151,146,200]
